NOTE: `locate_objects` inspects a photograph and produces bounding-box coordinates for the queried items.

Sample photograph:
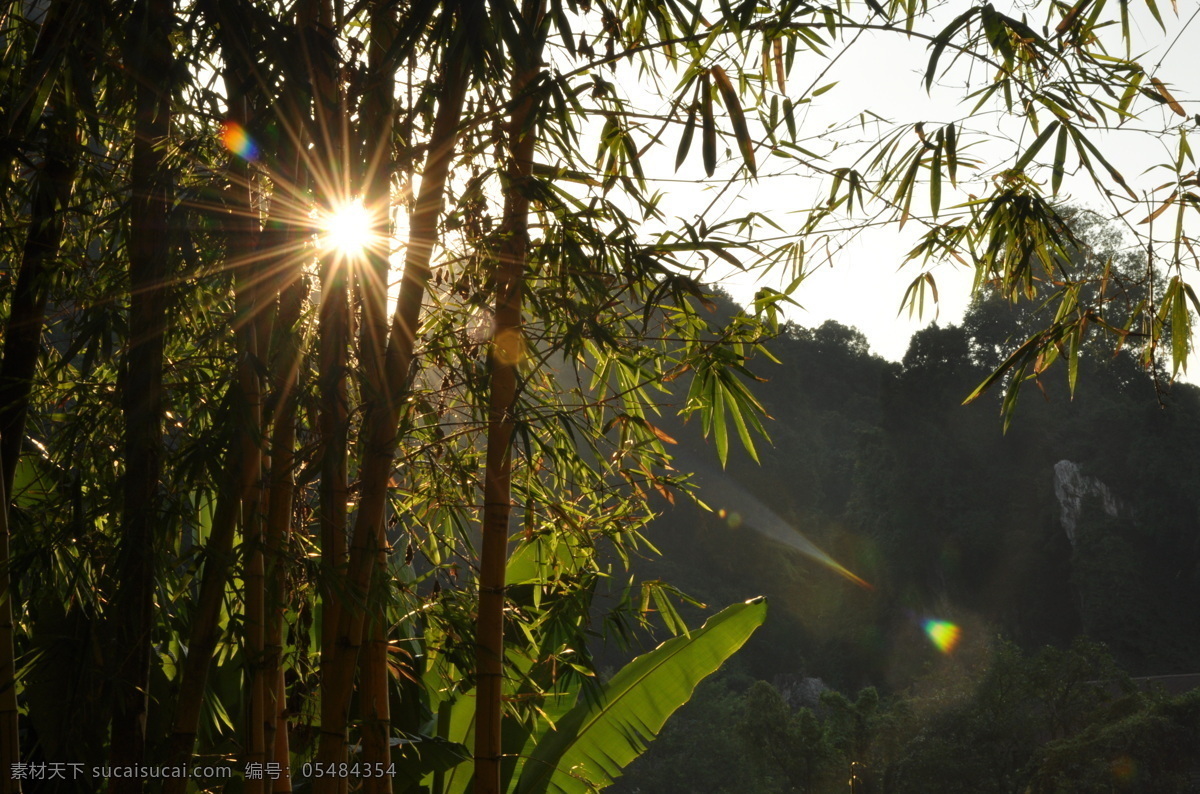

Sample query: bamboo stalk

[359,546,391,794]
[358,5,397,787]
[0,440,19,793]
[474,3,544,789]
[0,0,85,490]
[230,81,267,792]
[262,142,308,792]
[271,669,292,793]
[311,20,472,787]
[243,100,303,794]
[0,102,76,500]
[108,0,172,788]
[162,85,262,791]
[304,0,353,776]
[0,8,81,787]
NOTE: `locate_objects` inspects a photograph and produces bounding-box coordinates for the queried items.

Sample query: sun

[320,199,375,258]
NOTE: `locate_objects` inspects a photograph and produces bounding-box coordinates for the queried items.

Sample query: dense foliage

[617,640,1200,793]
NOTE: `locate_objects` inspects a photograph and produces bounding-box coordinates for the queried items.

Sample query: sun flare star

[321,199,374,258]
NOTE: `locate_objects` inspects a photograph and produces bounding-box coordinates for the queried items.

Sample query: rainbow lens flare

[922,619,961,653]
[221,121,259,162]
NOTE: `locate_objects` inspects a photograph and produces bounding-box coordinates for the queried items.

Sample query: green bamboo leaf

[517,598,768,794]
[945,123,958,186]
[1182,281,1200,318]
[1051,123,1069,195]
[1070,126,1136,198]
[896,154,922,228]
[722,377,759,464]
[1118,71,1144,115]
[676,83,699,170]
[1000,360,1030,433]
[1169,278,1190,375]
[711,65,756,176]
[1014,120,1060,173]
[701,73,716,177]
[963,333,1042,406]
[925,8,979,91]
[1144,0,1165,29]
[712,382,728,467]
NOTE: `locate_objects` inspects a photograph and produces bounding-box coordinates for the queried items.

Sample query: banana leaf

[516,597,768,793]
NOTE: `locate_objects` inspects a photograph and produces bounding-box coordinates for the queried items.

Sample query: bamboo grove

[0,0,1195,792]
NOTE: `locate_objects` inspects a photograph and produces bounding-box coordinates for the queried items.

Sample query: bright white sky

[615,1,1200,363]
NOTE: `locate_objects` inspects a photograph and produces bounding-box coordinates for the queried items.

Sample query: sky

[614,1,1200,363]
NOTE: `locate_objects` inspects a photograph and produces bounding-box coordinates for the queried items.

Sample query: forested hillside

[615,285,1200,792]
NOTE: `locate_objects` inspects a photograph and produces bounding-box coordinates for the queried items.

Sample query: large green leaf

[516,597,768,794]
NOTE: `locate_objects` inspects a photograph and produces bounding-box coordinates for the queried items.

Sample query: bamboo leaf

[963,333,1042,406]
[924,8,979,90]
[1051,123,1069,195]
[1071,127,1136,199]
[701,73,716,177]
[1055,0,1092,35]
[1169,277,1190,375]
[773,38,785,93]
[722,377,759,464]
[1182,281,1200,318]
[930,131,943,218]
[1144,0,1165,29]
[1014,120,1060,173]
[711,66,756,176]
[1150,77,1186,117]
[712,382,728,467]
[1118,72,1144,115]
[675,80,700,170]
[1068,322,1081,396]
[945,123,959,187]
[1138,191,1177,224]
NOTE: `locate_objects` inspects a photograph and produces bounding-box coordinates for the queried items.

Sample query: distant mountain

[631,291,1200,690]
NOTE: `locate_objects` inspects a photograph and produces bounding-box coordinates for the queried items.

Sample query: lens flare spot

[492,328,524,365]
[922,619,961,654]
[1110,755,1136,782]
[220,121,258,162]
[320,199,374,258]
